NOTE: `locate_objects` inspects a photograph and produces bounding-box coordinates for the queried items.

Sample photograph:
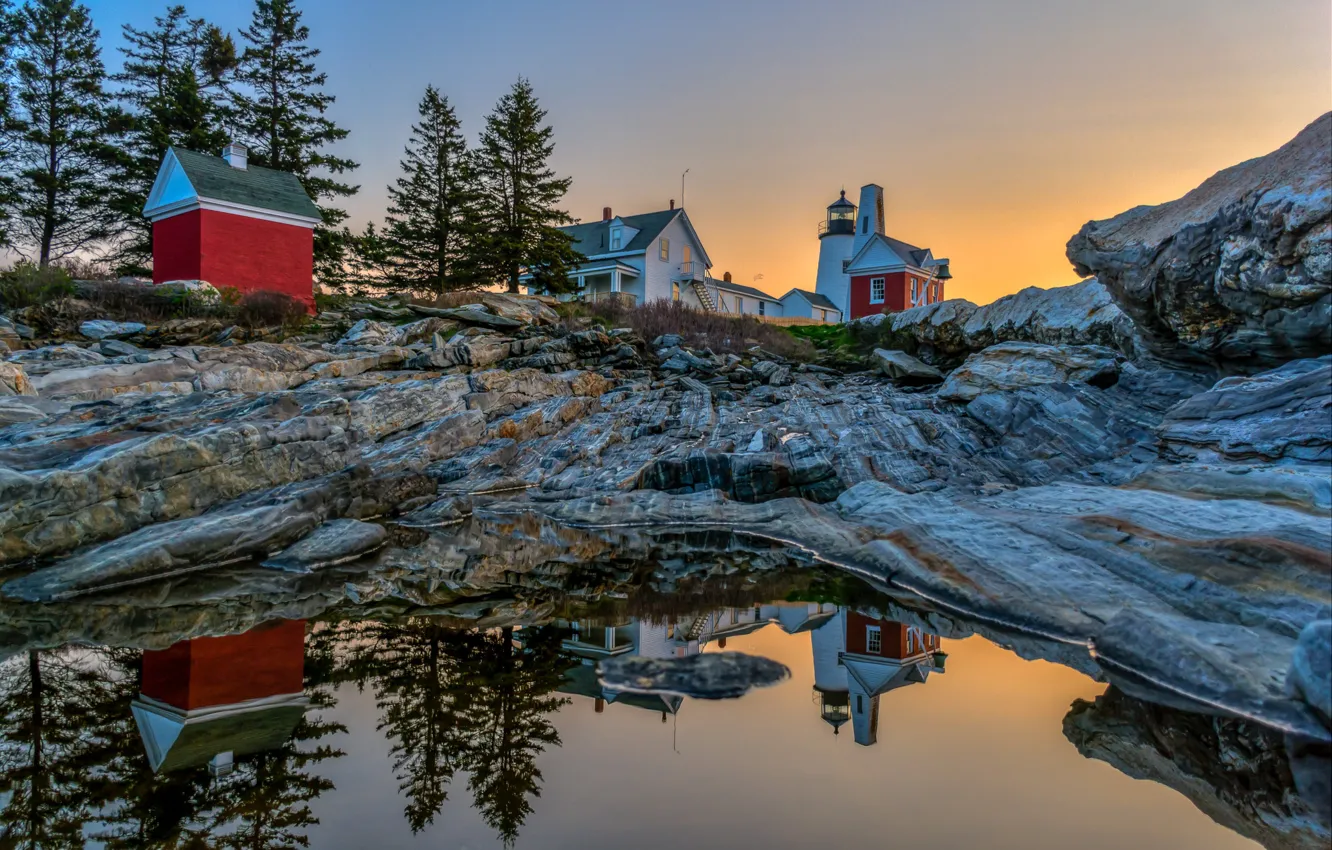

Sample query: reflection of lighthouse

[132,619,309,775]
[811,609,944,746]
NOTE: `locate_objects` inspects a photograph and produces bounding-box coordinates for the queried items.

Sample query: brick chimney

[602,206,613,221]
[723,271,732,283]
[669,199,675,210]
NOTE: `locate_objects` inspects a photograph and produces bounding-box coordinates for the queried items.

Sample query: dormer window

[610,227,622,250]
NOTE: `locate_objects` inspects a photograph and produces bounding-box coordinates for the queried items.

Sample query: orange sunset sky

[100,0,1332,305]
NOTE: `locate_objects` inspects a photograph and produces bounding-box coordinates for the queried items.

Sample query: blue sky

[86,0,1331,302]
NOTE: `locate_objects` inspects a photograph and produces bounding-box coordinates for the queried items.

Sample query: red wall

[152,210,203,282]
[153,209,314,308]
[141,619,306,711]
[848,271,947,319]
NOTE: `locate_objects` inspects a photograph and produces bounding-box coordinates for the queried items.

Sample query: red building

[133,619,309,774]
[142,143,321,308]
[837,184,951,320]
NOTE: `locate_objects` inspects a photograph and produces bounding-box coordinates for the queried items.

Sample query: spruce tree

[474,78,581,294]
[384,85,480,295]
[0,2,19,248]
[9,0,118,266]
[109,5,237,274]
[232,0,357,286]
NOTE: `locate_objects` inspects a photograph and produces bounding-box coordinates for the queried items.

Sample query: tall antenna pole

[681,168,690,210]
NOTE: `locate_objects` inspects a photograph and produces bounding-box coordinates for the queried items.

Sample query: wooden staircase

[690,279,718,312]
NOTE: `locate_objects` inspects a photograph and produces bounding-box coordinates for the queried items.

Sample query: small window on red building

[870,278,885,304]
[866,626,881,654]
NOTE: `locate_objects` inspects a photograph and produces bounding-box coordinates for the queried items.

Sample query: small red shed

[142,143,320,308]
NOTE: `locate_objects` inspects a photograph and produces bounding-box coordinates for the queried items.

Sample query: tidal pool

[0,577,1308,849]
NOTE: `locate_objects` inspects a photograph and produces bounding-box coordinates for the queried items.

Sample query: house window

[866,626,881,654]
[862,216,868,234]
[758,301,765,316]
[856,695,864,714]
[736,296,744,313]
[870,278,885,304]
[910,278,918,301]
[610,228,622,250]
[660,239,669,261]
[671,282,680,301]
[841,259,851,273]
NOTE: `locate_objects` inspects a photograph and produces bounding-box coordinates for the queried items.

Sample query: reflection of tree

[0,627,345,850]
[340,621,569,845]
[0,649,103,848]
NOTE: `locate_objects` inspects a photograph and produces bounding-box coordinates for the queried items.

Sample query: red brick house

[142,143,320,308]
[832,184,951,320]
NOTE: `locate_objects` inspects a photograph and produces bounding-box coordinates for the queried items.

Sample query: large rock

[0,363,35,397]
[872,348,943,385]
[1068,113,1331,370]
[79,319,147,340]
[1289,620,1331,729]
[874,279,1136,365]
[937,341,1121,402]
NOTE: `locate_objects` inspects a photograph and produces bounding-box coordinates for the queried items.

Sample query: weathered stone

[1068,112,1331,370]
[0,363,35,397]
[338,318,395,346]
[872,348,944,384]
[1289,620,1332,729]
[80,319,147,340]
[262,518,388,573]
[938,342,1120,402]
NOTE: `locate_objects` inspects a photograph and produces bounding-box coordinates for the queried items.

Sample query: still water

[0,582,1281,849]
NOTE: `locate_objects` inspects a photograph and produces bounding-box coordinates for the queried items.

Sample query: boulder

[938,341,1121,402]
[79,319,147,340]
[262,518,388,572]
[0,363,36,397]
[338,318,395,346]
[876,279,1136,364]
[872,348,944,384]
[1068,112,1331,370]
[1289,620,1331,729]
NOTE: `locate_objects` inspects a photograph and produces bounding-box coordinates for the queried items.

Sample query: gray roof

[562,209,679,258]
[784,288,840,312]
[172,147,321,220]
[713,279,782,302]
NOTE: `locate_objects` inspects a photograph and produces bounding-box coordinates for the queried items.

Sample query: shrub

[0,263,76,309]
[237,290,310,329]
[570,298,818,361]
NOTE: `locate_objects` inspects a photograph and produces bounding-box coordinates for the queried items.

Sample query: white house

[711,273,785,317]
[778,288,843,323]
[530,204,717,309]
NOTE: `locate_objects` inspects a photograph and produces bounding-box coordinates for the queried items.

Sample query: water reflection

[0,577,1318,849]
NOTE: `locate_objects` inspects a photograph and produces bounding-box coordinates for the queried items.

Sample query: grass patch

[565,299,817,361]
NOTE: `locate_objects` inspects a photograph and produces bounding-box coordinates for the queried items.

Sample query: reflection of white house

[810,610,944,746]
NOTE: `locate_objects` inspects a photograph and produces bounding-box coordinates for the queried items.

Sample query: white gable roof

[846,234,907,273]
[142,149,198,218]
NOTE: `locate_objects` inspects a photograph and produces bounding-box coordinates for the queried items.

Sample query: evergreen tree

[383,86,480,295]
[9,0,119,266]
[109,5,237,274]
[0,1,20,248]
[474,78,581,294]
[232,0,357,286]
[346,221,394,289]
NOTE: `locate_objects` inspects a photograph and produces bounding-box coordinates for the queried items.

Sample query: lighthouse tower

[814,190,857,318]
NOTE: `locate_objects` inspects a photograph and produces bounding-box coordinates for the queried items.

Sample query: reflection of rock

[599,651,790,699]
[1068,113,1331,370]
[1065,686,1330,850]
[495,479,1331,739]
[1288,621,1331,728]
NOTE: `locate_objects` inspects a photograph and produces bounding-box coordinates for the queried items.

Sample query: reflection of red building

[133,619,309,774]
[811,610,944,746]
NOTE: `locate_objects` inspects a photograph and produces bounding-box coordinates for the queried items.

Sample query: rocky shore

[0,114,1328,826]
